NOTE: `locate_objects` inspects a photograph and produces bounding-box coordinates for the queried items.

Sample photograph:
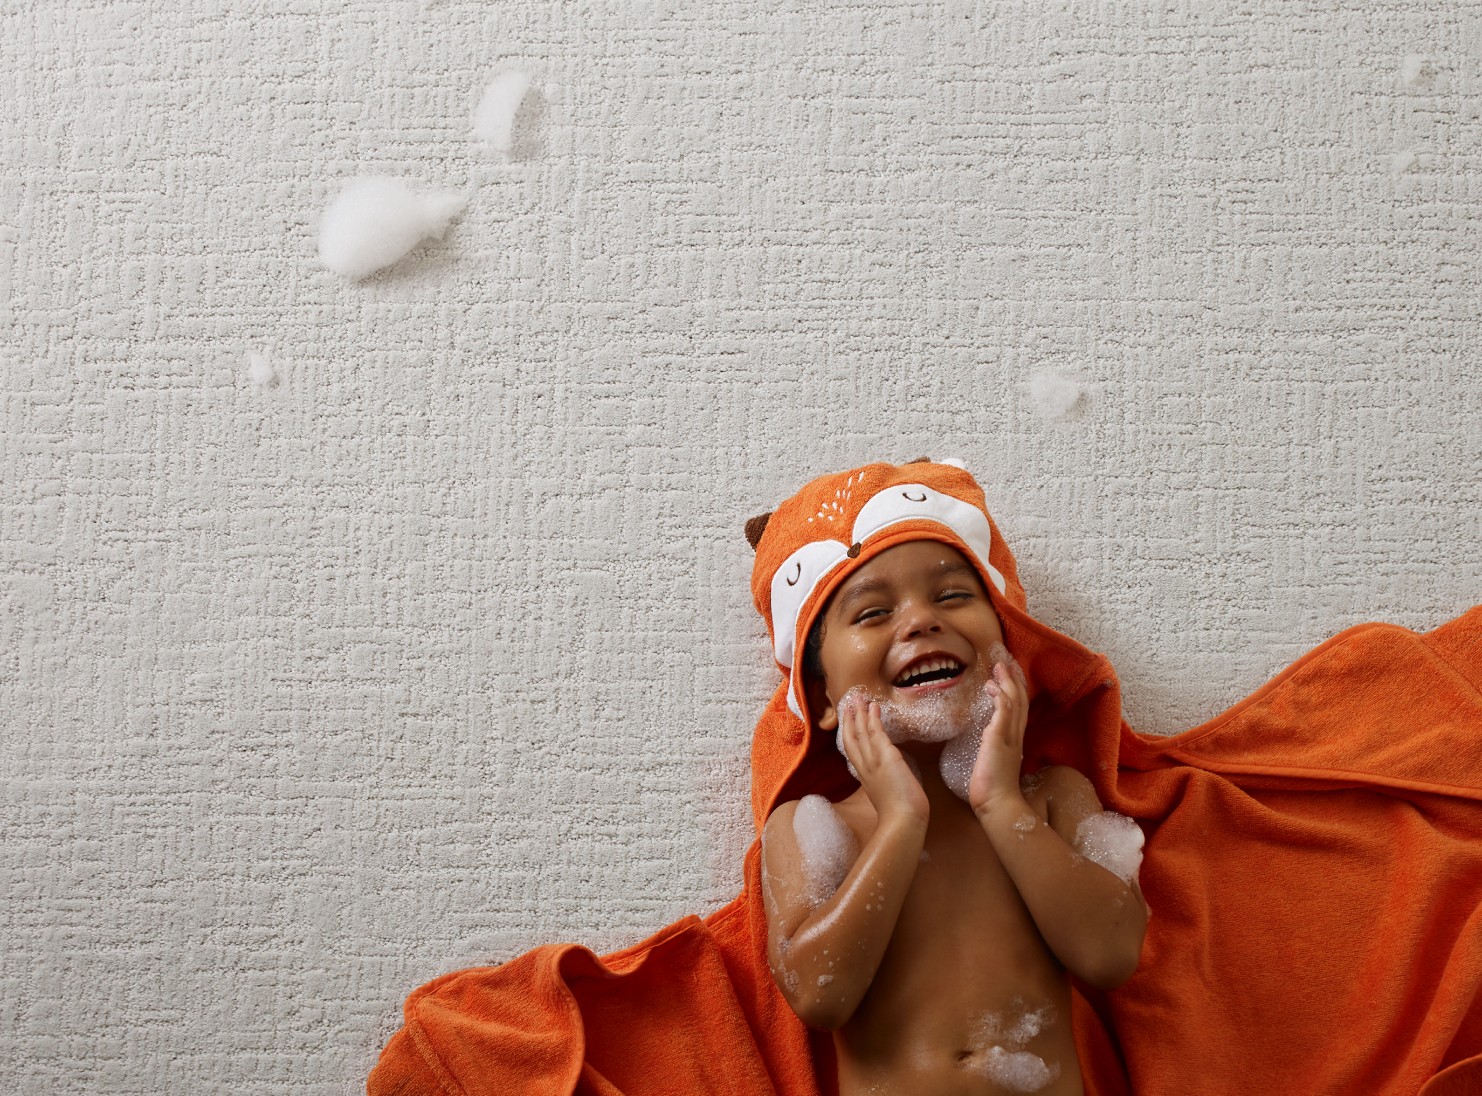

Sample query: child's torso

[829,778,1083,1096]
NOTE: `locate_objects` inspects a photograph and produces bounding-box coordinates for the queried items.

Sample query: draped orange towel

[367,460,1482,1095]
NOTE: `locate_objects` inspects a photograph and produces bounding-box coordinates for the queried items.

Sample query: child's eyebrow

[833,577,892,617]
[935,560,980,583]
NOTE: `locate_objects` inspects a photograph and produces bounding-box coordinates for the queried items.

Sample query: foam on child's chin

[834,645,1021,803]
[878,679,995,745]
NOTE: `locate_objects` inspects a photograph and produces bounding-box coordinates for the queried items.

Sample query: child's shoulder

[1022,762,1096,798]
[1020,764,1102,838]
[764,788,869,832]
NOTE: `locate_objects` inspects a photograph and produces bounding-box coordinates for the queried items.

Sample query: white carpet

[2,1,1479,1092]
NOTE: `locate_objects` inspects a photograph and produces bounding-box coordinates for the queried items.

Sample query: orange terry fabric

[367,460,1482,1096]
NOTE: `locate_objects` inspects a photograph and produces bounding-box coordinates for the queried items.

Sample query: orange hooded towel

[367,459,1482,1096]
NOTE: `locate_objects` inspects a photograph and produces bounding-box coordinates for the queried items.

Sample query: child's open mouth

[892,658,967,694]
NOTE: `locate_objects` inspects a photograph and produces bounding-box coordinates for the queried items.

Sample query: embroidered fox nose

[847,542,861,558]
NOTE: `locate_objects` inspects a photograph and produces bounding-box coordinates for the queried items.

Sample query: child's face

[806,540,1007,734]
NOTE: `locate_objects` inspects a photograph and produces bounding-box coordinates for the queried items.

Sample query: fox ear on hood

[744,512,771,551]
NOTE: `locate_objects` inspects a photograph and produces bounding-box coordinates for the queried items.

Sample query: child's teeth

[897,658,962,685]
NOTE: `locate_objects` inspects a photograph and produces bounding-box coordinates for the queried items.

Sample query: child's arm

[970,661,1149,989]
[760,696,927,1029]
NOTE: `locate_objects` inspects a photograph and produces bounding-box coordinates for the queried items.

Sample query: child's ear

[805,674,839,732]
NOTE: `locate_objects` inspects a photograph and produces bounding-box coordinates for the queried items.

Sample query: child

[752,461,1148,1095]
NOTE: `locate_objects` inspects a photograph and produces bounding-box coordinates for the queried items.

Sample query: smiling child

[753,463,1148,1096]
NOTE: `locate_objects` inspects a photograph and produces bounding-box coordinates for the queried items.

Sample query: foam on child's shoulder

[792,795,859,908]
[1073,811,1145,884]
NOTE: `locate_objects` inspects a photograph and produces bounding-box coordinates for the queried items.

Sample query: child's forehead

[826,541,981,604]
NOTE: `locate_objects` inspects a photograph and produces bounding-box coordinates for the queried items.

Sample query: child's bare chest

[847,795,1053,985]
[832,793,1078,1094]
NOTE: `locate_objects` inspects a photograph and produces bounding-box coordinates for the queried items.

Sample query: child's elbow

[771,947,857,1029]
[1076,924,1146,990]
[1078,942,1142,990]
[787,987,857,1031]
[775,969,859,1030]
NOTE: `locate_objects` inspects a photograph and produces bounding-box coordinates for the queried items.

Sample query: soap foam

[1027,367,1083,420]
[792,794,859,907]
[968,1000,1060,1092]
[836,646,1022,804]
[246,351,277,387]
[937,722,982,800]
[472,69,533,153]
[877,675,993,745]
[1073,811,1145,884]
[317,176,468,280]
[977,999,1055,1047]
[982,1047,1060,1092]
[1400,54,1433,86]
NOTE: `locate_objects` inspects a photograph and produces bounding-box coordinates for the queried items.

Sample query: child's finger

[1007,658,1028,691]
[840,697,862,746]
[852,702,882,763]
[850,699,895,773]
[993,661,1025,711]
[840,695,879,765]
[985,673,1024,743]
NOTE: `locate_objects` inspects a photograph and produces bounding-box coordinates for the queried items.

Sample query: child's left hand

[967,657,1030,818]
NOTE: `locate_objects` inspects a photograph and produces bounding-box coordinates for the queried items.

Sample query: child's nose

[899,600,944,637]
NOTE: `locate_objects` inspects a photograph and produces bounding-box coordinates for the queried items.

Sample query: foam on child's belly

[960,999,1062,1093]
[977,1046,1060,1092]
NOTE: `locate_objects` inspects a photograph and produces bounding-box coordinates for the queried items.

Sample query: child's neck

[897,740,961,804]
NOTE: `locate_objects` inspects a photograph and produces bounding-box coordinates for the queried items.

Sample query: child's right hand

[839,693,929,826]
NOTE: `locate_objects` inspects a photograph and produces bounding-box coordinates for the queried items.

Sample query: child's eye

[856,608,888,623]
[940,591,971,601]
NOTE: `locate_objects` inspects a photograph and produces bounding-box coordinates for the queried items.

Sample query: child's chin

[879,685,993,745]
[883,719,961,745]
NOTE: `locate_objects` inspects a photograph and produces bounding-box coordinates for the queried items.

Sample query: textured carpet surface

[2,1,1480,1092]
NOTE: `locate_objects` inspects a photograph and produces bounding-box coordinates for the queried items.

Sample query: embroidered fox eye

[785,561,801,586]
[902,490,927,503]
